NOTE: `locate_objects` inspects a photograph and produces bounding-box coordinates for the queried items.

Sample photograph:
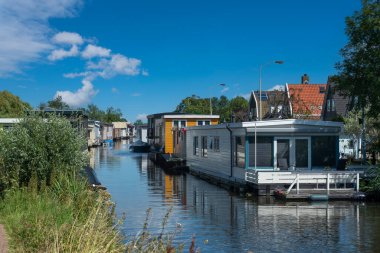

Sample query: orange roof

[288,84,327,118]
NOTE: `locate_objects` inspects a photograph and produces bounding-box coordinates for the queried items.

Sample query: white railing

[245,170,362,193]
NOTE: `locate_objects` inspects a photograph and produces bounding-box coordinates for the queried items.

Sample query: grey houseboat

[186,119,361,196]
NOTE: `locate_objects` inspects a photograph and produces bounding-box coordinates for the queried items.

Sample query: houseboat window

[312,136,337,167]
[248,137,273,167]
[209,137,213,149]
[197,120,211,126]
[174,120,186,128]
[201,136,208,157]
[193,136,199,155]
[234,136,245,168]
[214,136,220,152]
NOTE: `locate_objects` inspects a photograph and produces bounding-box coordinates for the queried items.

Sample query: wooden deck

[285,189,357,200]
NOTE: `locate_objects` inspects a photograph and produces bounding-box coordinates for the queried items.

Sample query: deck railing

[245,170,362,193]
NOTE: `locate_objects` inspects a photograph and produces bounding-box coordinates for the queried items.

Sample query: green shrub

[0,115,87,190]
[0,173,125,253]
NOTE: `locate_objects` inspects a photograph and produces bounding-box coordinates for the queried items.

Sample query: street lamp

[209,83,227,115]
[259,60,284,120]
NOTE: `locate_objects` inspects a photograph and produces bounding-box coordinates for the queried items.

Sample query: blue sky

[0,0,361,122]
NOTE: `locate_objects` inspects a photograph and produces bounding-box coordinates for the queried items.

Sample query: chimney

[301,74,309,84]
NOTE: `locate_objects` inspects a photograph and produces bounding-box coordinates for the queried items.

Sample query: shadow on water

[92,141,380,253]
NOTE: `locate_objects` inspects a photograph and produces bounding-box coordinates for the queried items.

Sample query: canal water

[91,141,380,253]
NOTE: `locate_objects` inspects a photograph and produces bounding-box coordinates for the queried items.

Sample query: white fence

[245,170,362,194]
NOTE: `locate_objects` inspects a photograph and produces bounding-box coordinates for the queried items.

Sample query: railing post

[326,173,330,194]
[296,173,299,194]
[356,173,360,192]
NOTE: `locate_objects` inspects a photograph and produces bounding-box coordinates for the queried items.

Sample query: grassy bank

[0,173,125,253]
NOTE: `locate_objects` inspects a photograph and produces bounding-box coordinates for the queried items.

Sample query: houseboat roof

[187,119,343,132]
[147,112,219,119]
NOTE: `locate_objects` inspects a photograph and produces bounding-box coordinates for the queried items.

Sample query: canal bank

[93,142,380,253]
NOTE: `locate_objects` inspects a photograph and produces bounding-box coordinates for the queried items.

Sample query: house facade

[147,112,219,154]
[112,121,128,140]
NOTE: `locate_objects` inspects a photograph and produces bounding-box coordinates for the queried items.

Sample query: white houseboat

[186,119,362,197]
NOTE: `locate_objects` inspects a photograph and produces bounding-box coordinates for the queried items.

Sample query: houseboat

[185,119,362,198]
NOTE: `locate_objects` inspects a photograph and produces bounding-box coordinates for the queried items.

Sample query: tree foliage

[81,104,127,123]
[336,0,380,117]
[0,90,31,117]
[47,96,70,110]
[0,115,87,190]
[174,95,248,122]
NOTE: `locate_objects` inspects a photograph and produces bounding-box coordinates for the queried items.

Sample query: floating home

[147,112,220,154]
[186,119,362,197]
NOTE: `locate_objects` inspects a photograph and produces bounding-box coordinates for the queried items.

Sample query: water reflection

[92,142,380,253]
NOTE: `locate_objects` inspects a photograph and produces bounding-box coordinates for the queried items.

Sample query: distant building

[248,90,291,120]
[147,112,219,154]
[87,120,101,147]
[135,124,148,142]
[112,121,128,140]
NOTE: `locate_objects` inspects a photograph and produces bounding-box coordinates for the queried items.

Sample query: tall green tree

[46,96,70,110]
[174,95,249,122]
[336,0,380,117]
[0,90,31,117]
[229,96,249,122]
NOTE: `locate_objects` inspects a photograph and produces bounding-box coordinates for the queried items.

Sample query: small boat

[129,140,151,153]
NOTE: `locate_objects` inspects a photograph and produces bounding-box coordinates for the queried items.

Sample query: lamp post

[259,60,284,120]
[209,83,227,115]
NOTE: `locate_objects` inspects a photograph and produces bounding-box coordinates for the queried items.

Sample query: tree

[174,95,249,122]
[47,96,70,110]
[0,115,87,189]
[229,96,249,122]
[134,119,144,125]
[83,104,126,123]
[336,0,380,117]
[0,90,31,117]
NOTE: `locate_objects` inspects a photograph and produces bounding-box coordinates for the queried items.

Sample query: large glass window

[312,136,337,167]
[234,136,245,168]
[248,137,273,167]
[295,139,308,167]
[214,136,220,152]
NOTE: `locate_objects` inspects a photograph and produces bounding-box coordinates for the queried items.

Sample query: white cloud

[111,87,119,93]
[269,85,284,91]
[98,54,141,78]
[55,79,98,107]
[63,71,90,78]
[136,113,147,121]
[48,45,79,61]
[52,31,83,45]
[82,44,111,59]
[0,0,82,76]
[142,69,149,76]
[221,87,229,93]
[131,93,141,97]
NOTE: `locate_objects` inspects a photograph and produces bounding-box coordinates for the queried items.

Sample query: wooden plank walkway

[285,189,356,200]
[0,224,8,253]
